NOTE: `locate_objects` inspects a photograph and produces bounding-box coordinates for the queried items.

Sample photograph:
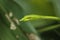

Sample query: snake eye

[26,17,32,19]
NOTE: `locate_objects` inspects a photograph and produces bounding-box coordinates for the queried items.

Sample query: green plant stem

[37,24,60,33]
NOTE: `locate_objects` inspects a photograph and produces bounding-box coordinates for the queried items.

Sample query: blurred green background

[0,0,60,40]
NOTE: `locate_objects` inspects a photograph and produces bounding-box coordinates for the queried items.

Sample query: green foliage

[0,0,60,40]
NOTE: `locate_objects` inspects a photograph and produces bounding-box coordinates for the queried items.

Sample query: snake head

[19,15,40,22]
